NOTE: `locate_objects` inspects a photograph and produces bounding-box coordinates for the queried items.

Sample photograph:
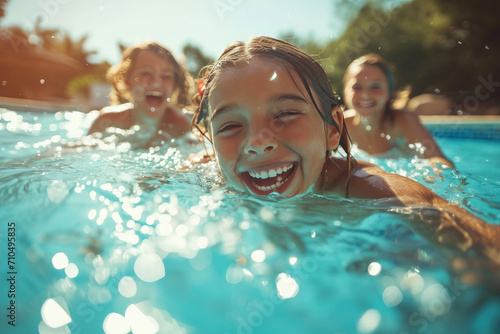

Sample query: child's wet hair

[192,36,356,195]
[107,42,191,107]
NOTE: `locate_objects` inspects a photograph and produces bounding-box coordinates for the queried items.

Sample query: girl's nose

[150,73,162,86]
[360,88,370,98]
[243,127,277,155]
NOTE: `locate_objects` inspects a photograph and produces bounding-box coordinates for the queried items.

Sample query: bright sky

[2,0,346,64]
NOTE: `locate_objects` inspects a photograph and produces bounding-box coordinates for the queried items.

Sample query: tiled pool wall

[423,121,500,141]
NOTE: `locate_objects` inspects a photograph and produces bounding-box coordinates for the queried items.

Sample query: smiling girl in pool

[88,42,192,143]
[191,36,500,270]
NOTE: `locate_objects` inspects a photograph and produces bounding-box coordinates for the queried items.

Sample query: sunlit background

[1,1,500,334]
[5,0,500,116]
[2,0,350,63]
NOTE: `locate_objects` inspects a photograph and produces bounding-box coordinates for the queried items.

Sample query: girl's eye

[371,83,382,90]
[161,74,174,80]
[274,110,302,123]
[216,123,241,135]
[352,84,361,91]
[138,71,153,79]
[276,110,300,118]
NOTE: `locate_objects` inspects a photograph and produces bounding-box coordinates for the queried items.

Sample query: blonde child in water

[88,42,192,144]
[191,36,499,277]
[342,53,455,168]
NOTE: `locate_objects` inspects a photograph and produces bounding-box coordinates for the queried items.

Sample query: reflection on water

[1,109,499,334]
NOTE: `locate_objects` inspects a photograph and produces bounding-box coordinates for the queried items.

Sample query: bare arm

[347,162,500,266]
[87,107,132,135]
[396,111,455,168]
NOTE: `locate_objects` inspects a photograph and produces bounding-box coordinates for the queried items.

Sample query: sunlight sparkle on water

[357,309,381,333]
[41,298,71,328]
[259,207,274,222]
[52,252,69,270]
[251,250,266,263]
[367,262,382,276]
[103,313,130,334]
[118,276,138,298]
[400,270,425,294]
[125,304,159,334]
[134,253,165,282]
[382,286,403,307]
[226,264,244,284]
[64,263,79,278]
[276,273,299,299]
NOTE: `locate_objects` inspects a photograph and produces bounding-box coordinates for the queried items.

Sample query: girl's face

[343,64,390,119]
[127,50,176,119]
[208,57,340,197]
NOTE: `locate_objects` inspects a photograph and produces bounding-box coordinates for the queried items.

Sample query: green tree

[299,0,500,111]
[182,43,213,76]
[0,0,7,20]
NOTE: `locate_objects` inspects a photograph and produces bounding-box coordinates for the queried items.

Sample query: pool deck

[0,96,84,113]
[420,115,500,125]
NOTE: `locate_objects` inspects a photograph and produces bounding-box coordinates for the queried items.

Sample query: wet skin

[208,57,340,197]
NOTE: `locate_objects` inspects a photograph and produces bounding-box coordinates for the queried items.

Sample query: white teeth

[254,178,289,192]
[248,163,293,179]
[146,91,163,97]
[359,101,373,107]
[247,163,295,192]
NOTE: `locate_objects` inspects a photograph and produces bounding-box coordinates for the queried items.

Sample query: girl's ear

[327,106,343,150]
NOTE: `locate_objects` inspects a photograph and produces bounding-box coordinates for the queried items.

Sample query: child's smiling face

[343,64,390,119]
[127,50,176,119]
[208,57,340,197]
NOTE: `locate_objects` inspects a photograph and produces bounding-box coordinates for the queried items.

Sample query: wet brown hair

[192,36,357,196]
[107,42,191,107]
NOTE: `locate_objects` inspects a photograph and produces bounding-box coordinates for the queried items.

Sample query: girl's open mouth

[240,162,297,195]
[145,91,164,110]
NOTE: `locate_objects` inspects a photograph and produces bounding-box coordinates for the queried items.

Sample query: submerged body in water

[1,108,499,333]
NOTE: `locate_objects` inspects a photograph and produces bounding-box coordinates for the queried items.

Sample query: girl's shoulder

[388,109,421,135]
[392,109,421,125]
[324,157,437,204]
[88,104,134,134]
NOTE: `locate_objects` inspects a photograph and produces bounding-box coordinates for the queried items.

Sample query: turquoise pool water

[0,109,499,334]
